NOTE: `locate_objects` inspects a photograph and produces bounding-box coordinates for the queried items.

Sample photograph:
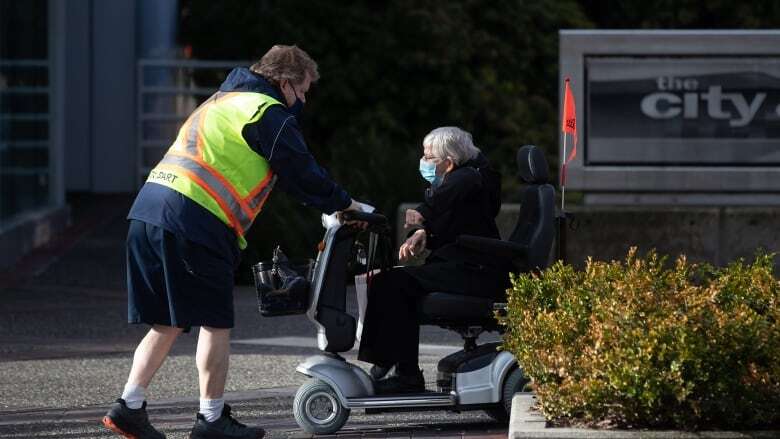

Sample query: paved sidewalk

[0,395,506,439]
[0,194,508,439]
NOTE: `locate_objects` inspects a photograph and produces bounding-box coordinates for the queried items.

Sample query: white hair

[423,126,481,165]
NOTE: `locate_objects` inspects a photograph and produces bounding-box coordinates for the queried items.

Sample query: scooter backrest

[508,145,555,271]
[517,144,550,184]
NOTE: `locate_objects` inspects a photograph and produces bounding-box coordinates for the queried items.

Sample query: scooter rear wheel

[293,379,350,434]
[485,366,530,423]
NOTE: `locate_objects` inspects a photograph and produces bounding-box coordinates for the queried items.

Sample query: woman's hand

[404,209,424,229]
[399,229,426,262]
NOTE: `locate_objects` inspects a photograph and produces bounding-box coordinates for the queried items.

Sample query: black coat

[404,153,510,298]
[414,153,501,251]
[358,154,508,367]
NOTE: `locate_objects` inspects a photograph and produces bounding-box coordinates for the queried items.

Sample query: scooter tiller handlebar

[341,210,388,225]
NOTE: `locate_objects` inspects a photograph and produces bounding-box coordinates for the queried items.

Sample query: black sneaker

[374,369,426,395]
[102,398,166,439]
[189,404,265,439]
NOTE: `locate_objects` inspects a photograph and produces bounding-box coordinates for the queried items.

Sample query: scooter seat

[417,292,498,327]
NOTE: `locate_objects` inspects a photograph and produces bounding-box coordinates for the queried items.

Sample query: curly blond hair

[250,45,320,86]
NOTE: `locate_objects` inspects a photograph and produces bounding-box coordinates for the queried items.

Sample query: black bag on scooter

[252,246,313,316]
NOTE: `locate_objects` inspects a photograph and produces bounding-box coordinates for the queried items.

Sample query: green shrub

[500,248,780,429]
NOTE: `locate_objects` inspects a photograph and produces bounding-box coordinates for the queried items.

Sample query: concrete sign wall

[560,31,780,204]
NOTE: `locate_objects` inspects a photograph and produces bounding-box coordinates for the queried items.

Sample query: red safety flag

[560,78,577,186]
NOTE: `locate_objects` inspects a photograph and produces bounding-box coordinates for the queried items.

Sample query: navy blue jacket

[128,67,351,263]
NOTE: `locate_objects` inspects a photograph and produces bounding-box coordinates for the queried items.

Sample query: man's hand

[336,199,368,229]
[404,209,424,229]
[399,229,426,262]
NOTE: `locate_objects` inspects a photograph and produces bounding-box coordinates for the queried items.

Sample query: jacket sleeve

[242,106,351,214]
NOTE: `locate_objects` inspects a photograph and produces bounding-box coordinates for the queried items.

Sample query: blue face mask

[419,159,442,187]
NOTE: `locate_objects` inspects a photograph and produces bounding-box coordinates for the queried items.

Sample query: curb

[508,393,779,439]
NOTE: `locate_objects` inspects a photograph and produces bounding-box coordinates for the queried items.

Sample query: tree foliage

[179,0,780,268]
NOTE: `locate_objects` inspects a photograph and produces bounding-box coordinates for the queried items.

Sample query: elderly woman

[358,127,511,394]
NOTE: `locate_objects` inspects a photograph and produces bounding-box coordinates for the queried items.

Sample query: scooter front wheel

[293,379,350,434]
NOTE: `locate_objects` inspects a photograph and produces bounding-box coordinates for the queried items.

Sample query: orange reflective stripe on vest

[246,172,276,212]
[158,152,278,235]
[182,109,204,156]
[181,92,225,156]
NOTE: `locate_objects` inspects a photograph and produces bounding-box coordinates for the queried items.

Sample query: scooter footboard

[296,355,374,406]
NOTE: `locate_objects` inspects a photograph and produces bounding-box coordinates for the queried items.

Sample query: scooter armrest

[456,235,527,260]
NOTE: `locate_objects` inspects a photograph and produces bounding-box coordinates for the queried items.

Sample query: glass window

[0,0,50,227]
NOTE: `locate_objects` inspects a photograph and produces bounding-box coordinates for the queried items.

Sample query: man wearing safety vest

[102,45,361,439]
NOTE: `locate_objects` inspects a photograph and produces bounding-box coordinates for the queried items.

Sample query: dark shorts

[126,220,236,329]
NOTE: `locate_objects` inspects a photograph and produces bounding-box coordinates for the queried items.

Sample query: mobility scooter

[256,145,556,434]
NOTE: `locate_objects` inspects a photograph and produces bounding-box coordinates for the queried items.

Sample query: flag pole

[559,77,575,264]
[561,132,568,212]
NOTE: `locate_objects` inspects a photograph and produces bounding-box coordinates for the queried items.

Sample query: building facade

[0,0,183,268]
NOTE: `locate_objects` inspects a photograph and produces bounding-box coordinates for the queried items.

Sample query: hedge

[501,248,780,429]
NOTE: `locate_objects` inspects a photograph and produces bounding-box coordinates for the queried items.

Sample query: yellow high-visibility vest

[147,91,283,249]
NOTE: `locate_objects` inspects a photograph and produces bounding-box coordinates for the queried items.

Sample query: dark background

[176,0,780,268]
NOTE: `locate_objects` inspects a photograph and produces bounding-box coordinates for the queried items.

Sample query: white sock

[199,398,224,423]
[121,382,146,409]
